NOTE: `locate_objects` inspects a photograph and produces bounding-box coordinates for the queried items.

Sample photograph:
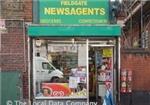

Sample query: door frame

[88,40,116,102]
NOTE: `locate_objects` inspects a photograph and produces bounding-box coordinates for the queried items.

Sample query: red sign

[42,83,71,97]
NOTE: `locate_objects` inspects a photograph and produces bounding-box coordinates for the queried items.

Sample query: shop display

[98,71,106,81]
[69,76,78,88]
[89,47,114,102]
[70,88,87,97]
[41,82,87,97]
[127,70,132,92]
[95,48,113,100]
[97,48,113,86]
[69,67,87,97]
[34,43,88,98]
[98,84,106,97]
[102,48,113,58]
[33,39,117,101]
[41,83,71,97]
[105,71,112,81]
[71,67,86,80]
[121,81,126,93]
[120,70,132,93]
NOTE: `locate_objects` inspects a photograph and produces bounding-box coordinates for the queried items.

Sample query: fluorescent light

[119,0,122,3]
[110,0,116,1]
[110,0,122,3]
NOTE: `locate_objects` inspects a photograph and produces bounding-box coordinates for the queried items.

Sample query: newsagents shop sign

[39,0,109,25]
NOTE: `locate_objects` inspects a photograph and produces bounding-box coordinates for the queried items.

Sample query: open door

[89,44,114,104]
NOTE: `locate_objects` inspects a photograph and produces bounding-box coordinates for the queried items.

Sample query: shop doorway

[89,44,114,104]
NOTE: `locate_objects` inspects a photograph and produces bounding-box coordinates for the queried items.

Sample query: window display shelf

[35,96,88,100]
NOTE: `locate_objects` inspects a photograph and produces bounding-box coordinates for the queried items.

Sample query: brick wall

[1,26,29,99]
[1,0,32,21]
[24,0,32,22]
[121,1,150,91]
[121,53,150,91]
[0,0,32,99]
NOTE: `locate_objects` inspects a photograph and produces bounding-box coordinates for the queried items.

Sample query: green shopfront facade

[27,0,121,105]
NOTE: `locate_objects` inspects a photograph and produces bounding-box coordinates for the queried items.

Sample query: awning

[27,25,121,37]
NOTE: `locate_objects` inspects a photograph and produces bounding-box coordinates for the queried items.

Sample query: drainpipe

[141,1,144,48]
[116,37,121,104]
[27,37,31,105]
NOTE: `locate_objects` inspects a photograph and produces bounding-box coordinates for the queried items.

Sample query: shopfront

[27,0,121,105]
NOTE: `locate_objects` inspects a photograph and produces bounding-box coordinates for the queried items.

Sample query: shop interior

[89,46,114,104]
[33,38,115,103]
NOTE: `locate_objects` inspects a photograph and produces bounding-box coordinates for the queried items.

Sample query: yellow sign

[44,8,106,16]
[102,48,113,57]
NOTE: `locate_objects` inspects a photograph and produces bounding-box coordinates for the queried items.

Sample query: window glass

[34,40,87,98]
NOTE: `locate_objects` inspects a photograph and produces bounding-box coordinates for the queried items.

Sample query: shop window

[34,40,87,99]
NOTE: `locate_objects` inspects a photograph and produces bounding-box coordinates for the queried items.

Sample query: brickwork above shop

[0,0,32,21]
